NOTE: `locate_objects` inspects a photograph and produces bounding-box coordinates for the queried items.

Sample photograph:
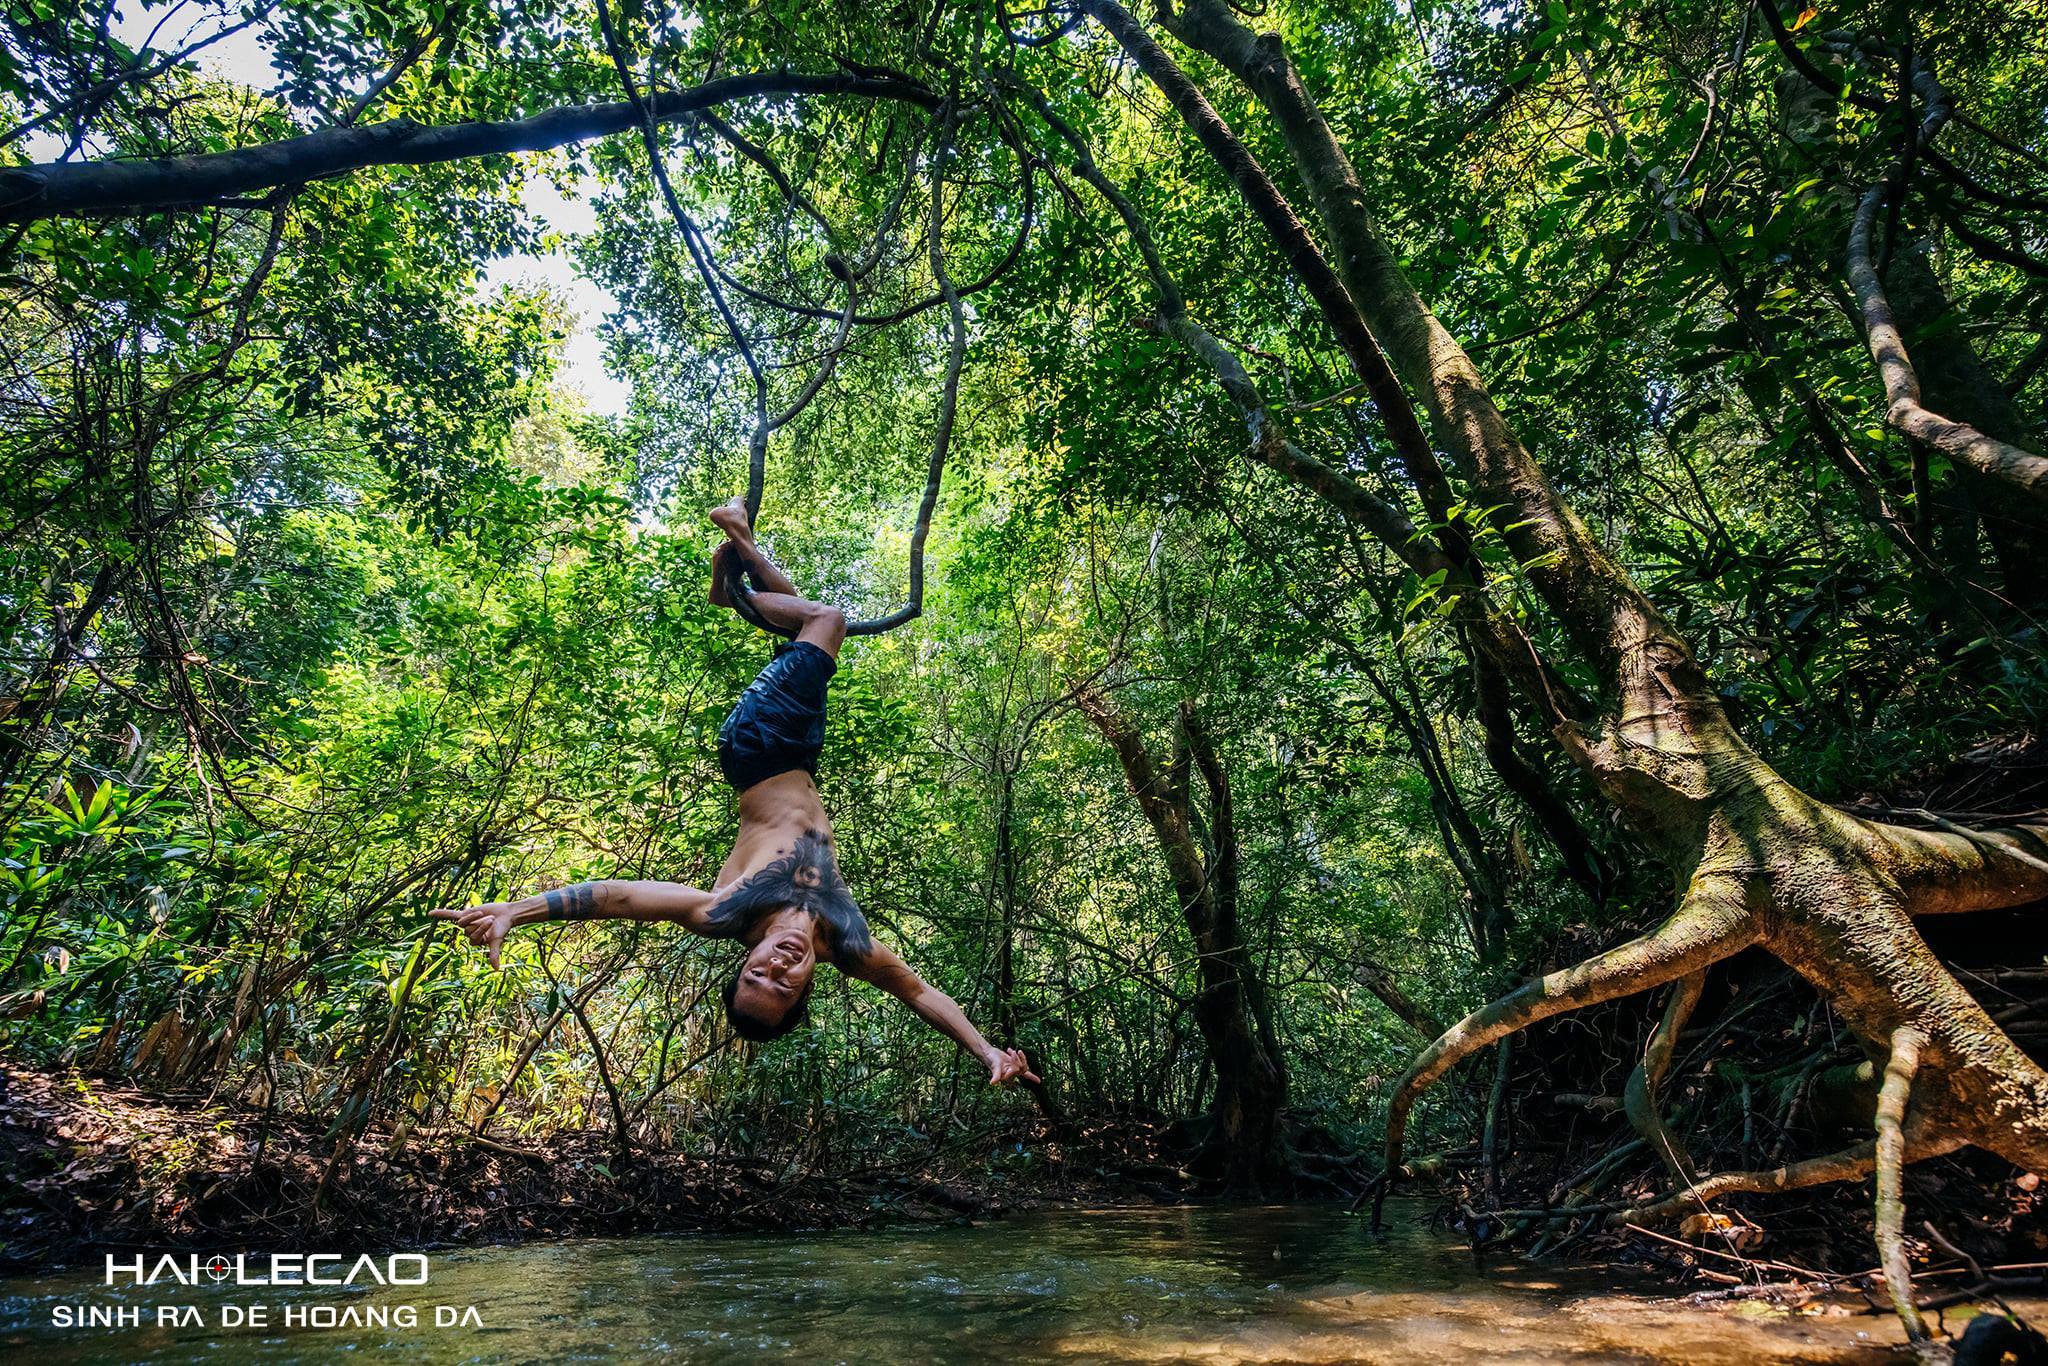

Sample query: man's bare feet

[709,496,754,545]
[708,498,754,606]
[707,496,804,605]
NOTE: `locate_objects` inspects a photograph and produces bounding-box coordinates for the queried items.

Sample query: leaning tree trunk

[1881,242,2048,603]
[1077,686,1289,1187]
[1069,0,2048,1330]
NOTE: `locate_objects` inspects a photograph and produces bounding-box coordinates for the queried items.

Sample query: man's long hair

[721,973,812,1042]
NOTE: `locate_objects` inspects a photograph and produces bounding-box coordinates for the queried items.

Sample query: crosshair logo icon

[204,1256,232,1281]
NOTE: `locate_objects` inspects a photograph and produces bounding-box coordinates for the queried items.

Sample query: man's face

[733,925,816,1025]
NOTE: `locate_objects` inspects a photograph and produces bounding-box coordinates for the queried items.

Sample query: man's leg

[709,498,799,599]
[708,499,847,657]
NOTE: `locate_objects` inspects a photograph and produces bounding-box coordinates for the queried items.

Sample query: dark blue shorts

[717,641,837,791]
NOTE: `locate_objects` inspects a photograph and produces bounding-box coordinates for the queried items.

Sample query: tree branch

[0,71,939,224]
[1844,58,2048,508]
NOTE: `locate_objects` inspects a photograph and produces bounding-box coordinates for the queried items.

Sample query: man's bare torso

[713,770,843,958]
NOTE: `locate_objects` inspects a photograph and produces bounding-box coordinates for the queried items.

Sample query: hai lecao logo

[56,1250,481,1334]
[105,1253,431,1287]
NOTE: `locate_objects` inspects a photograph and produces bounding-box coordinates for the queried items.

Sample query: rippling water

[0,1202,1926,1362]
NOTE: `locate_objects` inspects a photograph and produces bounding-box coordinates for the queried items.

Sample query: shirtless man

[433,501,1038,1087]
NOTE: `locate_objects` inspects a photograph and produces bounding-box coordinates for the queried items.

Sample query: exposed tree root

[1877,1027,1931,1346]
[1376,881,1756,1223]
[1626,971,1705,1185]
[1611,1129,1968,1228]
[1379,791,2048,1229]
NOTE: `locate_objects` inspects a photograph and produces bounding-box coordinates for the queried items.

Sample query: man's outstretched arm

[431,881,716,967]
[845,941,1040,1087]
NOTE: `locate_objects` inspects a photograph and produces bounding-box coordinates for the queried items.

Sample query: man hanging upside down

[433,499,1039,1087]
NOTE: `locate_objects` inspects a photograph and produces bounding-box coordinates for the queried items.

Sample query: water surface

[0,1202,1927,1362]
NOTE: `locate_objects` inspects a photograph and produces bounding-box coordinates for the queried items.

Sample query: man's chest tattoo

[756,829,846,897]
[707,828,872,958]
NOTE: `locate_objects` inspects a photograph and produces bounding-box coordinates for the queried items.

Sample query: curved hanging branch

[1839,53,2048,507]
[702,170,1035,330]
[593,0,792,636]
[694,108,840,243]
[595,2,768,507]
[723,112,940,635]
[718,100,976,638]
[762,111,935,436]
[593,2,974,639]
[839,96,970,638]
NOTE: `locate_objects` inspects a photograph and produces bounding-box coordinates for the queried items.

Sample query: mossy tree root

[1625,971,1707,1185]
[1374,883,1757,1224]
[1876,1027,1931,1346]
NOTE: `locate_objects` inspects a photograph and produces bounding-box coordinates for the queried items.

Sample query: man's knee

[796,601,847,654]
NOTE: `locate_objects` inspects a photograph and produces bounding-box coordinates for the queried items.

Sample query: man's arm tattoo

[539,884,601,921]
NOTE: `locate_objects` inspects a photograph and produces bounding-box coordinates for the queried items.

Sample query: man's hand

[984,1047,1041,1088]
[430,902,517,968]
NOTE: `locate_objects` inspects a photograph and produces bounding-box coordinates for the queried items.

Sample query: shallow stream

[0,1202,1938,1362]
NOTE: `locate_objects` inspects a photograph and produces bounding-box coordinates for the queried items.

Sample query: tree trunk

[1076,686,1289,1185]
[1077,1,2048,1284]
